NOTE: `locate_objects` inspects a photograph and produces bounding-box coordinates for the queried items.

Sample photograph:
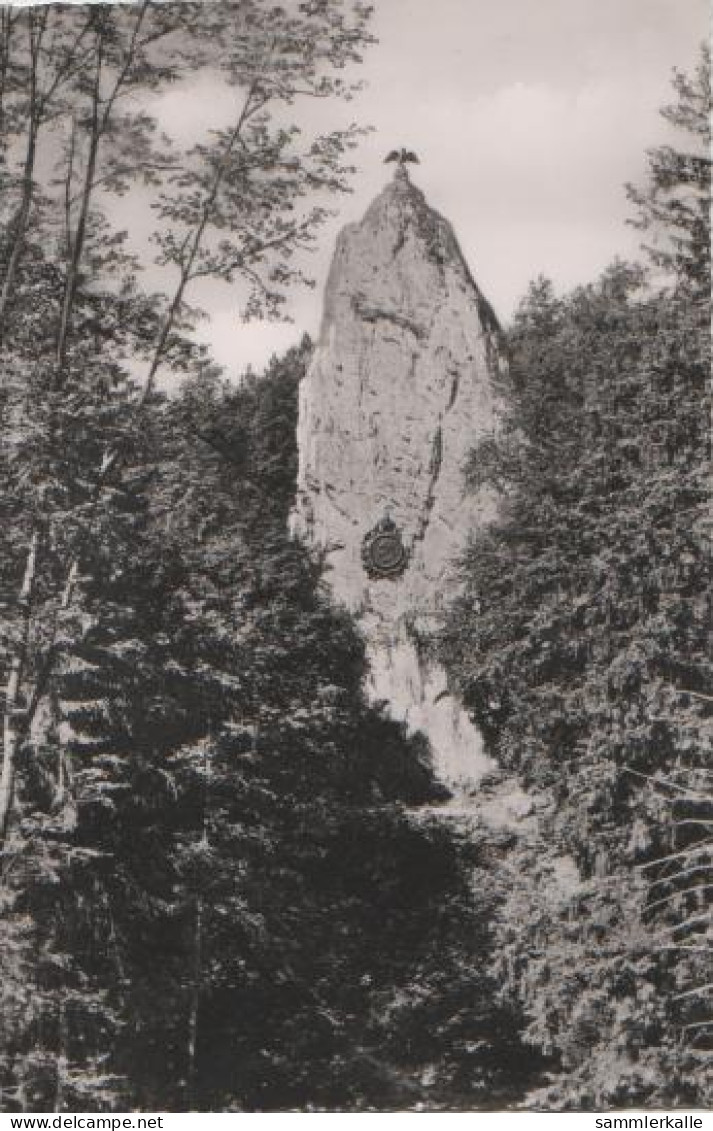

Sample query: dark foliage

[1,339,532,1111]
[440,49,711,1107]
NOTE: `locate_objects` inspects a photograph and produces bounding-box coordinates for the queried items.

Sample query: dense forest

[441,46,712,1107]
[0,1,711,1113]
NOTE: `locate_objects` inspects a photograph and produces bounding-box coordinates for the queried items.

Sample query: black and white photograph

[0,0,710,1115]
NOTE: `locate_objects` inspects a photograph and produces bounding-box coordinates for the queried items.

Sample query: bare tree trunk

[54,1000,68,1113]
[138,78,264,409]
[55,34,103,369]
[0,9,19,147]
[0,10,45,340]
[186,895,203,1111]
[0,529,39,842]
[56,3,149,369]
[0,7,97,344]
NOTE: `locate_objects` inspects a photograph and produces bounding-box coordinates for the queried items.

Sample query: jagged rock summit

[292,166,504,789]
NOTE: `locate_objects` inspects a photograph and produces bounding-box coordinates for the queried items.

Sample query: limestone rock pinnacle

[292,173,504,789]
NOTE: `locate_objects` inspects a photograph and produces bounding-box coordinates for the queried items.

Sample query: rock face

[292,167,504,790]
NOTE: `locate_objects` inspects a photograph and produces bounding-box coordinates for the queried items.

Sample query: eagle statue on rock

[385,148,419,166]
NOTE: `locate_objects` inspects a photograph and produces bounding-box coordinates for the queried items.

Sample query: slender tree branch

[645,883,713,913]
[636,843,713,870]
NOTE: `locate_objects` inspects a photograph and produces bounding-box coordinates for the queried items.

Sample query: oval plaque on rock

[361,516,409,579]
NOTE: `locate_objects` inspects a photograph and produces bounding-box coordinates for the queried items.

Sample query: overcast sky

[150,0,708,378]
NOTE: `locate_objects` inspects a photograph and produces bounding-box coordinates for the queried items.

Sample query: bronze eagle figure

[385,148,419,165]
